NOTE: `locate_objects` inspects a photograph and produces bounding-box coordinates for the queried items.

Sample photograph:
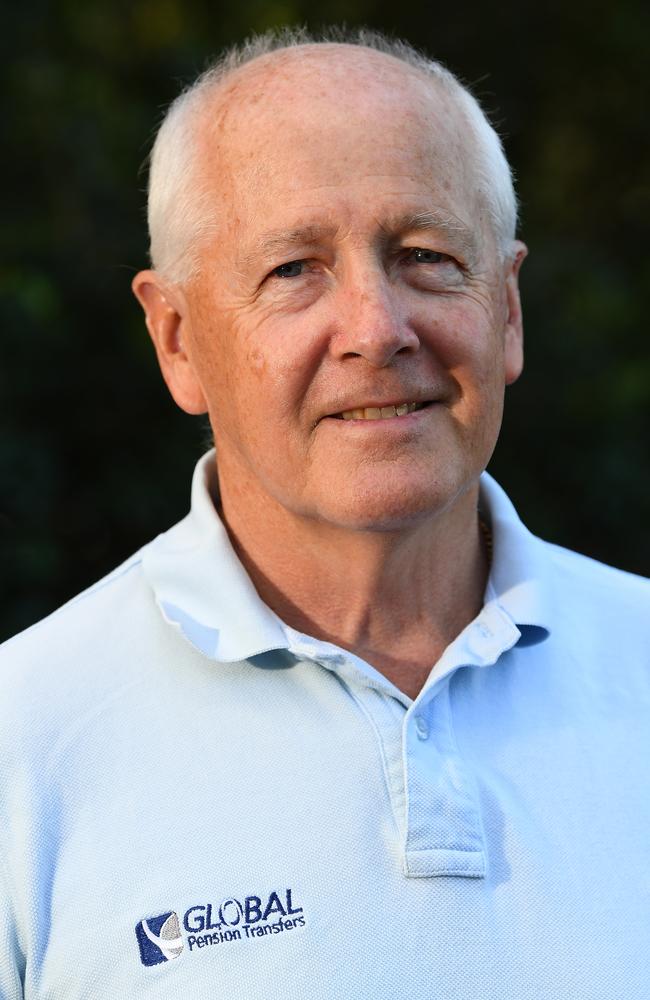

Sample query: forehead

[194,46,482,245]
[213,44,448,118]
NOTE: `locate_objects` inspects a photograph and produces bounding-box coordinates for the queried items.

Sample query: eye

[408,248,450,265]
[272,260,305,278]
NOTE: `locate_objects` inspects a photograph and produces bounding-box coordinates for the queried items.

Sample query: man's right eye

[272,260,304,278]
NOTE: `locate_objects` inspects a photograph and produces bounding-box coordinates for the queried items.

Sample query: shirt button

[415,715,429,740]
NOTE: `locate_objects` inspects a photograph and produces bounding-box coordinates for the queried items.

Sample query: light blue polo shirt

[1,452,649,999]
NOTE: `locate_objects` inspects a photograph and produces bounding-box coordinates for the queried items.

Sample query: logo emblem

[135,911,184,967]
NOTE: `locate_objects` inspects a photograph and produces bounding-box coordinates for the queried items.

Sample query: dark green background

[2,0,649,642]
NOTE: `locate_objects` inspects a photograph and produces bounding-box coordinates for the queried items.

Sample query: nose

[330,269,420,368]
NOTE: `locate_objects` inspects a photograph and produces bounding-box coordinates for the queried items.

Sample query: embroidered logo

[135,911,184,967]
[136,889,305,967]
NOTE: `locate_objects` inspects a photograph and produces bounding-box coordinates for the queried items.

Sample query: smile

[332,402,430,421]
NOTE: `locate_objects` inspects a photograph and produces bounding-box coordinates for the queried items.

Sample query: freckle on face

[248,348,267,374]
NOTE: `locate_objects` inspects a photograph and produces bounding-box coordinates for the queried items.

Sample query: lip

[320,401,438,427]
[321,398,435,421]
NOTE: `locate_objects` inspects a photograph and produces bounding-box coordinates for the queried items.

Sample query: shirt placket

[402,677,485,877]
[401,605,522,878]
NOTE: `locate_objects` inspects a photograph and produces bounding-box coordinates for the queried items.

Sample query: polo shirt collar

[479,475,552,647]
[142,451,551,663]
[142,452,287,661]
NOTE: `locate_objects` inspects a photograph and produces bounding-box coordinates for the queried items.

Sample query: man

[1,28,648,1000]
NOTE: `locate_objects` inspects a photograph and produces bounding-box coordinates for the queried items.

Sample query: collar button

[415,715,430,740]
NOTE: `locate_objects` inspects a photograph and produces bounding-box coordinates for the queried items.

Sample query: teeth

[339,402,424,421]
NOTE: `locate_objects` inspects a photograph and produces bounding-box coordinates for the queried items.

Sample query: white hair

[147,27,519,283]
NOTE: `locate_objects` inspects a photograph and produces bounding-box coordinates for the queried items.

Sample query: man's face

[175,48,524,531]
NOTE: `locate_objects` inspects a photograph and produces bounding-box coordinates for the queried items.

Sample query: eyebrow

[384,211,481,266]
[241,211,481,270]
[239,225,335,270]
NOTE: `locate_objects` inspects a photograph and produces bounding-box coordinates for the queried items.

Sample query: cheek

[416,301,507,434]
[244,310,329,406]
[419,297,504,372]
[199,319,312,455]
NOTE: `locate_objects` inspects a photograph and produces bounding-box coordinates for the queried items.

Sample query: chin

[313,477,467,534]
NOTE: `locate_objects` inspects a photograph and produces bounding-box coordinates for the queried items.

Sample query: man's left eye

[272,260,305,278]
[408,248,448,264]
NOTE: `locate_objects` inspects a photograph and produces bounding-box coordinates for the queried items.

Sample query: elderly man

[1,28,648,1000]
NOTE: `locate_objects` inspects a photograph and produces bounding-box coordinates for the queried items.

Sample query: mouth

[329,401,432,421]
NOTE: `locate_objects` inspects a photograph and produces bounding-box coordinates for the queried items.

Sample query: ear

[502,241,528,386]
[131,270,208,415]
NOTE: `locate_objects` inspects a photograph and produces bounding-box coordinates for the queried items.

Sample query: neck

[218,471,488,702]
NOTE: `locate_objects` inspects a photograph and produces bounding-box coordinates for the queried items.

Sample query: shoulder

[545,539,648,606]
[1,544,147,659]
[541,539,649,655]
[0,544,162,753]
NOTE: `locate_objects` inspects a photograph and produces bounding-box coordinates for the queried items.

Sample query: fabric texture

[1,451,649,999]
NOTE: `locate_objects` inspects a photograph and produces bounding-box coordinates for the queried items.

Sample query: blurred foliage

[1,0,648,641]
